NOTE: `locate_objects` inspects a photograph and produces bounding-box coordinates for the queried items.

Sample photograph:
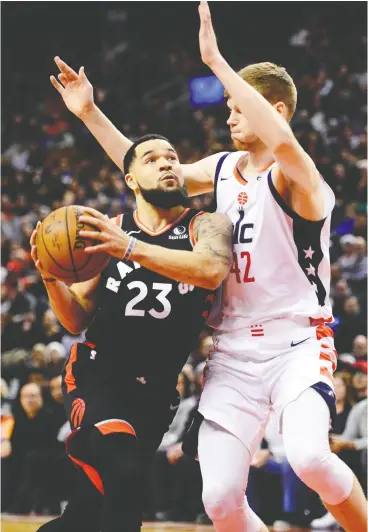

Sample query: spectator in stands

[313,398,367,528]
[1,377,14,511]
[44,342,67,378]
[21,343,49,389]
[331,279,352,318]
[351,361,368,402]
[353,335,367,361]
[8,383,58,514]
[49,375,68,434]
[337,234,360,280]
[38,309,64,345]
[334,296,367,353]
[334,372,354,435]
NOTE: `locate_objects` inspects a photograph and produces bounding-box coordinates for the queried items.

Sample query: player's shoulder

[216,151,248,176]
[193,211,232,235]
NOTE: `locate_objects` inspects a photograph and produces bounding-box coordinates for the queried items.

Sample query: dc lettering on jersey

[231,210,255,284]
[233,210,254,245]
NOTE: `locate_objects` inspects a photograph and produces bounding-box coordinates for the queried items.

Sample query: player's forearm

[131,241,226,290]
[81,105,133,171]
[211,58,293,152]
[43,280,92,334]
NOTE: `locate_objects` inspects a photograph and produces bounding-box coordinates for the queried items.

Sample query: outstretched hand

[50,57,94,119]
[198,1,223,67]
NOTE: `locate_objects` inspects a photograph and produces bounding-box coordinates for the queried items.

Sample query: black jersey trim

[213,152,231,211]
[267,169,326,223]
[292,216,327,306]
[267,169,328,307]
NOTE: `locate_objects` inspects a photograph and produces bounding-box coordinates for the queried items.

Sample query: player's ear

[125,172,138,192]
[274,101,288,119]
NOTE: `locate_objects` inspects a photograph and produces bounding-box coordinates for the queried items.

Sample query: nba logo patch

[90,349,97,360]
[237,192,248,205]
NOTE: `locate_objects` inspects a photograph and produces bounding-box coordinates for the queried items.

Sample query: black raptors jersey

[85,208,213,386]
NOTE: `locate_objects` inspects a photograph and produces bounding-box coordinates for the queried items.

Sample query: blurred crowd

[1,2,367,528]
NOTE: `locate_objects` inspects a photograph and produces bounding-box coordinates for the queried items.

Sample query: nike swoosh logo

[291,337,310,347]
[169,404,179,411]
[220,176,231,181]
[257,175,262,181]
[126,230,142,236]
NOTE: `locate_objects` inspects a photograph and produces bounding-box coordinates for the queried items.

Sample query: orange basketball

[36,205,110,283]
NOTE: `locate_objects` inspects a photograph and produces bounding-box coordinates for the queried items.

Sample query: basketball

[36,205,110,283]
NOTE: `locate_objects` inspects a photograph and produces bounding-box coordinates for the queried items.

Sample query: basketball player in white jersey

[50,4,367,530]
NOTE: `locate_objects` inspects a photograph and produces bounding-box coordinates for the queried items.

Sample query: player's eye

[168,155,177,161]
[146,158,155,164]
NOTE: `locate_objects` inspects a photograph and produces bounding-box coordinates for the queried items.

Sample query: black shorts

[62,342,180,493]
[62,341,180,436]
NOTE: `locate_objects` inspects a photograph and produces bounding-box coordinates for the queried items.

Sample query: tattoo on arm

[193,213,233,269]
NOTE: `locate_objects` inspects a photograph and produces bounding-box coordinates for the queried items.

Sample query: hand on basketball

[50,57,95,119]
[198,1,223,67]
[78,207,131,259]
[29,222,56,279]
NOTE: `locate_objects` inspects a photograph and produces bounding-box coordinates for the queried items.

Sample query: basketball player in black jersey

[30,134,232,532]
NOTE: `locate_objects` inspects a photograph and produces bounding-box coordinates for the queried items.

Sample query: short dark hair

[123,134,173,174]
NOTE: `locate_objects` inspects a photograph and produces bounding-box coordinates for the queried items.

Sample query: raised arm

[198,2,325,219]
[78,209,233,290]
[51,56,219,197]
[51,57,133,170]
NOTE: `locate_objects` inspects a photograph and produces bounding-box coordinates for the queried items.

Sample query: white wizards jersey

[208,152,335,331]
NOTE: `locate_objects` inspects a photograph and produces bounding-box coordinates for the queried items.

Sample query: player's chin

[232,137,248,151]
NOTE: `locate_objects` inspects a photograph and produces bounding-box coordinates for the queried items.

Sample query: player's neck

[135,199,187,233]
[239,140,274,175]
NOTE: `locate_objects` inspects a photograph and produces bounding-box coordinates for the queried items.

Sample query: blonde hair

[226,62,297,120]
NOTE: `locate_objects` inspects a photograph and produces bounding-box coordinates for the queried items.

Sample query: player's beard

[138,183,190,209]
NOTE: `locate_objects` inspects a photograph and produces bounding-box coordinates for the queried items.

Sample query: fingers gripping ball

[36,206,110,283]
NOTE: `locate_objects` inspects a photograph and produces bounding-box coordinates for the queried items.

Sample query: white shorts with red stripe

[199,317,337,457]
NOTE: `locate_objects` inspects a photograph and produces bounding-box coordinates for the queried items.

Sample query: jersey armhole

[213,153,231,211]
[189,211,207,248]
[267,169,327,224]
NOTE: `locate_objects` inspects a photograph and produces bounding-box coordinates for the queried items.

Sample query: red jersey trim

[133,208,190,236]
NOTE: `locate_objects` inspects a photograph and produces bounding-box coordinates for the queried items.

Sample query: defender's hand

[50,56,94,119]
[29,222,55,279]
[79,207,130,259]
[198,1,223,67]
